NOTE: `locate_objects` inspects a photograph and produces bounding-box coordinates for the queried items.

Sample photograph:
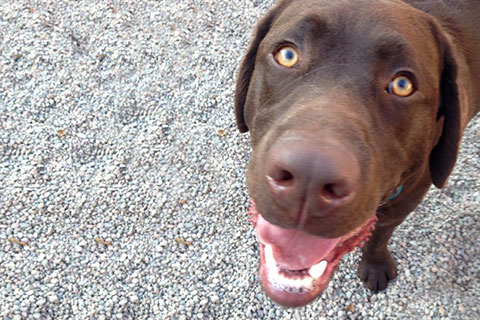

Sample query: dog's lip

[253,205,376,271]
[259,242,334,307]
[258,216,377,307]
[256,214,343,270]
[248,200,377,307]
[260,244,333,307]
[256,212,376,271]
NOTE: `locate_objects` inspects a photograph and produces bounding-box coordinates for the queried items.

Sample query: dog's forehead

[271,0,430,41]
[263,0,439,67]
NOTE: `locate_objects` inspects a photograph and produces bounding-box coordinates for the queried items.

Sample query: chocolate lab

[234,0,480,307]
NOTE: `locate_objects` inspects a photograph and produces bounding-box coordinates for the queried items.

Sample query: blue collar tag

[388,185,403,200]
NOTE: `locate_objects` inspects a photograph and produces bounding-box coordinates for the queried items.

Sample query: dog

[234,0,480,307]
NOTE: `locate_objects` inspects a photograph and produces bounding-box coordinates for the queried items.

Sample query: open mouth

[248,200,377,307]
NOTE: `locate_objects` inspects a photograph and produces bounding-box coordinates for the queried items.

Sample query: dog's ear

[429,23,463,188]
[234,1,289,133]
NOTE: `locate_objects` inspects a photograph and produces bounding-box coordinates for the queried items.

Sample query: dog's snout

[264,137,360,218]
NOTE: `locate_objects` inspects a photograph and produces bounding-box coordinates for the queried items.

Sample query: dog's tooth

[282,273,313,290]
[265,244,317,293]
[302,276,314,288]
[264,245,276,269]
[308,260,327,279]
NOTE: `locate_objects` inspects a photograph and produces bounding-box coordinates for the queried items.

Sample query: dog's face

[236,0,461,307]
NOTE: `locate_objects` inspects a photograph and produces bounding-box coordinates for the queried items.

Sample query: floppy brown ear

[234,1,290,133]
[429,26,462,188]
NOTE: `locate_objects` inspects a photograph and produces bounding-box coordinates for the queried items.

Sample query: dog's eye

[275,46,299,68]
[388,75,414,97]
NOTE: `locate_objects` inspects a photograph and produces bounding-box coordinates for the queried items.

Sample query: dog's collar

[388,185,403,200]
[379,185,403,207]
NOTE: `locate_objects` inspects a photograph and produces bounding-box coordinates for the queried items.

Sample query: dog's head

[235,0,462,307]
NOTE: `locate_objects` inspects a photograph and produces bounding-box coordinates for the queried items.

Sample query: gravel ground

[0,1,478,319]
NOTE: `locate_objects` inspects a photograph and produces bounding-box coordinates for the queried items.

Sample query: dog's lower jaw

[259,243,336,307]
[250,201,377,307]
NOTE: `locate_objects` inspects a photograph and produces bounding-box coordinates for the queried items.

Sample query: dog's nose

[264,137,360,217]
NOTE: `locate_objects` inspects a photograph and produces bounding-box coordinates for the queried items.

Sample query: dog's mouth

[248,201,377,307]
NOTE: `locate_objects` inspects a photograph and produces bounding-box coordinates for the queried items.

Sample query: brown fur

[235,0,479,293]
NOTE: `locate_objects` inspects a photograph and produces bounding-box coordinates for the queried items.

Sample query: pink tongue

[256,215,341,270]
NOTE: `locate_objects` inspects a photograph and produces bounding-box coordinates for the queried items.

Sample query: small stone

[47,294,59,304]
[268,309,276,318]
[36,298,46,307]
[439,306,446,315]
[346,304,355,313]
[210,294,220,303]
[129,293,139,303]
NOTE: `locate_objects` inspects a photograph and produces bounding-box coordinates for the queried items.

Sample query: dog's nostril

[278,170,294,182]
[269,169,294,187]
[323,184,337,197]
[321,182,350,200]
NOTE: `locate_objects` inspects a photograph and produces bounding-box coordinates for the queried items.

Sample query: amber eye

[388,75,414,97]
[275,46,299,68]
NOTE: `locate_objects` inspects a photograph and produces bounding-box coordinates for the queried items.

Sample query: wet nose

[264,137,360,216]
